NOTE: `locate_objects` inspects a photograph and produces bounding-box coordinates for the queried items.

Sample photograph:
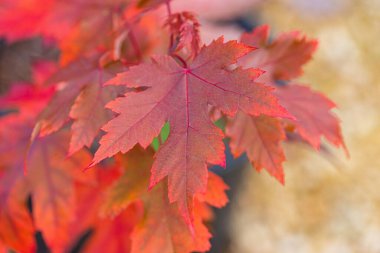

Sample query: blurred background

[1,0,379,252]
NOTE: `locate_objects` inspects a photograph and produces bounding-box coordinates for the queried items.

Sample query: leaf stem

[172,53,187,68]
[166,1,172,16]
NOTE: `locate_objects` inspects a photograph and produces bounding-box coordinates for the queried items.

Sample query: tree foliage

[0,0,345,252]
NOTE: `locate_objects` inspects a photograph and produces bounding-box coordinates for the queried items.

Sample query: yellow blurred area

[230,1,380,252]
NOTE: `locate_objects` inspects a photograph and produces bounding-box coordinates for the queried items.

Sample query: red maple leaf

[91,37,290,225]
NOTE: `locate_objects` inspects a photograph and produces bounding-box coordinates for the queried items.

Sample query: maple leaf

[92,37,290,224]
[226,113,286,183]
[239,25,318,83]
[37,57,125,155]
[276,84,346,151]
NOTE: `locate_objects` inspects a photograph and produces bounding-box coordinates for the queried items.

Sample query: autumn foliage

[0,0,346,252]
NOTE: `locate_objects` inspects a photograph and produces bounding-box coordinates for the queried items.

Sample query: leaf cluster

[0,1,345,252]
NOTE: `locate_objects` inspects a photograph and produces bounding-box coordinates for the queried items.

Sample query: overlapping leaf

[37,57,126,155]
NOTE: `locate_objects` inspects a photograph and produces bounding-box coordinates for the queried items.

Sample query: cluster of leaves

[0,0,346,252]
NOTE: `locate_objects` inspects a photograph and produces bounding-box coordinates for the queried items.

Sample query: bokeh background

[1,0,379,252]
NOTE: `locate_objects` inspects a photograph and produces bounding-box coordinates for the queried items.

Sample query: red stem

[172,54,187,68]
[166,1,172,16]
